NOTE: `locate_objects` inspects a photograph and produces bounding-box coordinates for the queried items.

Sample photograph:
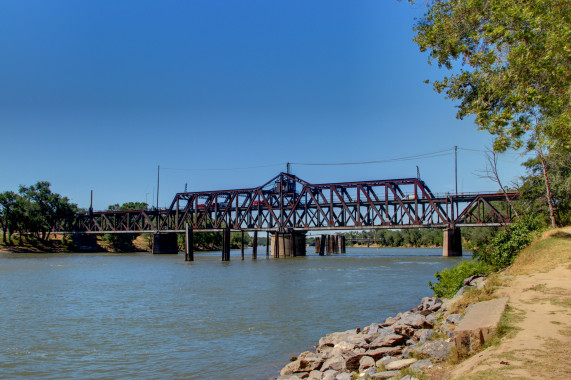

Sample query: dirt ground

[449,229,571,379]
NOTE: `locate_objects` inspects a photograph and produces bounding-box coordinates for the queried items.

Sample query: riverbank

[276,228,571,379]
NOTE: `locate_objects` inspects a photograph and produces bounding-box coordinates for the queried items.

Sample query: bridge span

[63,173,518,258]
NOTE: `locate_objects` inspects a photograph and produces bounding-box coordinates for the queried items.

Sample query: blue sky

[0,0,527,210]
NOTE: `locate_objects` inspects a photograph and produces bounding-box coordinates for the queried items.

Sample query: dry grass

[508,228,571,275]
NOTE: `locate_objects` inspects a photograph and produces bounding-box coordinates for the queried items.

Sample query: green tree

[107,202,148,211]
[519,147,571,226]
[412,0,571,227]
[0,191,18,245]
[19,182,77,240]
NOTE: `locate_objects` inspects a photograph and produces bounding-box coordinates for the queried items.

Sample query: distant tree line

[0,182,77,245]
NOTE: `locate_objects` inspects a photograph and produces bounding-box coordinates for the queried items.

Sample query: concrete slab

[454,297,509,352]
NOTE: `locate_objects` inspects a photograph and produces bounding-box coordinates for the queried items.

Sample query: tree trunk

[537,148,557,228]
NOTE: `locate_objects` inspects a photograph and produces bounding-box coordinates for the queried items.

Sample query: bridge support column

[270,232,306,258]
[315,236,321,254]
[443,228,462,257]
[222,228,231,261]
[185,224,194,261]
[319,235,326,256]
[338,234,346,254]
[152,233,178,254]
[72,233,99,252]
[252,231,258,259]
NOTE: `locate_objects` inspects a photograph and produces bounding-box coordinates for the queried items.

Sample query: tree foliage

[0,182,77,244]
[413,0,570,151]
[519,147,571,226]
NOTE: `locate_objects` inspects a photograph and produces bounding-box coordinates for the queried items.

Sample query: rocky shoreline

[276,276,488,380]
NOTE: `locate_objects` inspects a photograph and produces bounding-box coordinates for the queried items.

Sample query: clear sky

[0,0,527,210]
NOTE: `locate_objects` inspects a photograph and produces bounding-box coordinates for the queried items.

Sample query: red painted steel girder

[64,173,519,233]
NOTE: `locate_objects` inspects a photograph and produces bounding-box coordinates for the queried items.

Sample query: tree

[19,182,77,240]
[412,0,571,227]
[107,202,148,211]
[519,147,571,226]
[0,191,18,244]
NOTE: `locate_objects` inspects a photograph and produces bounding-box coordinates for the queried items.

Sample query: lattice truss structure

[69,173,518,233]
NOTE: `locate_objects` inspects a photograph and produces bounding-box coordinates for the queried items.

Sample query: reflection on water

[0,247,467,379]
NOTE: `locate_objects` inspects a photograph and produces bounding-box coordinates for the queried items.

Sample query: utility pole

[157,165,160,211]
[287,162,291,174]
[454,146,458,195]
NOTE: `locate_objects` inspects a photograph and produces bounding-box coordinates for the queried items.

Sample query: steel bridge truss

[71,173,518,233]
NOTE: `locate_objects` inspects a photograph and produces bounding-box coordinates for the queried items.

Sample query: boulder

[385,358,417,371]
[409,358,433,372]
[322,370,338,380]
[280,357,323,376]
[371,371,400,379]
[400,376,420,380]
[319,330,357,348]
[416,339,453,362]
[382,316,400,326]
[454,297,509,352]
[446,314,463,324]
[335,373,352,380]
[376,356,398,368]
[366,346,403,360]
[369,333,405,348]
[358,356,375,372]
[321,355,346,372]
[400,313,430,329]
[345,354,366,371]
[413,329,434,344]
[307,370,323,380]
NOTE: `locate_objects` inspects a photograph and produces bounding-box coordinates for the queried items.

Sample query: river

[0,247,466,379]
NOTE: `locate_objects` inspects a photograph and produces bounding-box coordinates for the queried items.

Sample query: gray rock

[280,357,323,376]
[421,297,443,312]
[392,324,415,337]
[409,358,433,372]
[319,329,357,347]
[345,354,366,371]
[370,371,400,379]
[416,339,453,362]
[425,313,440,325]
[366,346,403,360]
[361,367,377,378]
[358,355,375,372]
[376,356,398,368]
[307,370,323,380]
[335,373,352,380]
[369,333,405,348]
[322,370,339,380]
[385,358,417,371]
[382,316,399,326]
[400,376,419,380]
[446,314,463,324]
[368,323,382,334]
[400,313,429,329]
[414,329,434,344]
[321,355,346,372]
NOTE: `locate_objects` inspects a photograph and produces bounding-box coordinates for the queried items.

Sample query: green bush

[429,259,492,298]
[473,217,540,270]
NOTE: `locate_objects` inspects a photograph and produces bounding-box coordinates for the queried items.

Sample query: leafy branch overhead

[412,0,570,151]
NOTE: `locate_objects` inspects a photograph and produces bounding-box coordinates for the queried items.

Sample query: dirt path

[450,230,571,379]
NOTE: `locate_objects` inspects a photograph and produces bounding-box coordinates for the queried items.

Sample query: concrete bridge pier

[152,233,178,254]
[443,227,462,257]
[72,232,99,252]
[270,232,306,258]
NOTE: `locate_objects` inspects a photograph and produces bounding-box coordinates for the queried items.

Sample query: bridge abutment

[270,232,306,258]
[443,228,462,257]
[152,233,178,254]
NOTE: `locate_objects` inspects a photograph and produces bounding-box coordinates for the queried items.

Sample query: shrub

[473,217,540,270]
[429,259,492,298]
